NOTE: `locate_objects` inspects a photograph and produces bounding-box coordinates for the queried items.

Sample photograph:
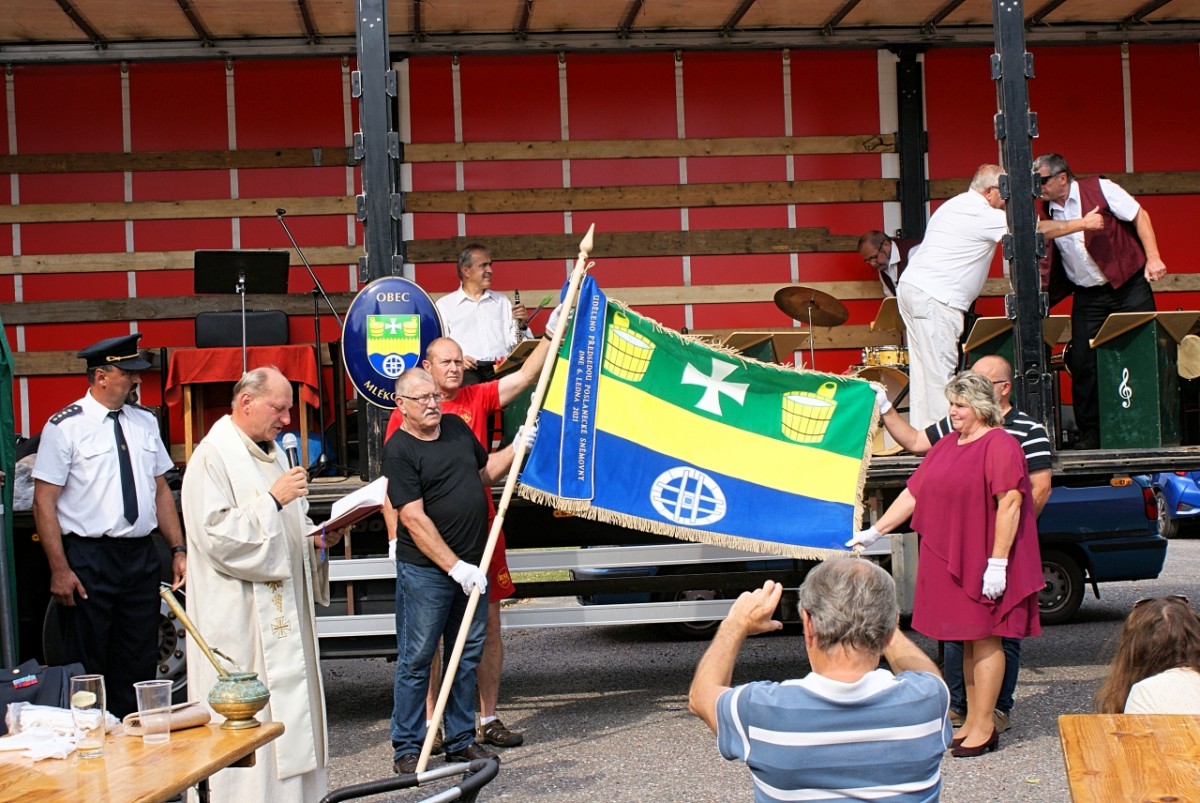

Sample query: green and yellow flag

[518,277,876,559]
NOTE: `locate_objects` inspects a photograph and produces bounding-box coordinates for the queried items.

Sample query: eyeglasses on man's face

[400,392,444,406]
[862,241,891,266]
[1038,171,1063,186]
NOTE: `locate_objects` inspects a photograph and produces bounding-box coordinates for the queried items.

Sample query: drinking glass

[133,680,173,744]
[70,674,106,759]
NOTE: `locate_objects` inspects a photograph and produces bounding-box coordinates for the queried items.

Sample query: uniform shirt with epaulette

[32,392,172,538]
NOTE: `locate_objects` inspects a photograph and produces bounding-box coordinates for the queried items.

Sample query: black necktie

[880,269,897,296]
[109,410,139,526]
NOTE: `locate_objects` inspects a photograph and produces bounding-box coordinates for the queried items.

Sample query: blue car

[1147,470,1200,539]
[1035,476,1164,624]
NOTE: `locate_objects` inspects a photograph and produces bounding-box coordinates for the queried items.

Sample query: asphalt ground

[321,534,1200,802]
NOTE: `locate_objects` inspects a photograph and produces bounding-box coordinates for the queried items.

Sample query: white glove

[388,539,397,562]
[448,560,488,596]
[982,558,1008,599]
[845,526,883,550]
[515,422,538,452]
[544,304,564,337]
[872,382,892,415]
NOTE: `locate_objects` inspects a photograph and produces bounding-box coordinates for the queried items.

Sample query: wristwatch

[170,545,188,555]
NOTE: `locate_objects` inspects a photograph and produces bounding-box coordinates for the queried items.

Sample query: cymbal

[773,286,849,327]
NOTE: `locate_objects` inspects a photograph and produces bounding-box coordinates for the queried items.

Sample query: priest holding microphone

[182,365,348,801]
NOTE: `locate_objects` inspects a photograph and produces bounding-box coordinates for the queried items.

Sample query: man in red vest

[857,231,920,298]
[1034,153,1168,450]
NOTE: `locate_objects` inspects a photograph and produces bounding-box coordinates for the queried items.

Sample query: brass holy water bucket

[160,588,270,729]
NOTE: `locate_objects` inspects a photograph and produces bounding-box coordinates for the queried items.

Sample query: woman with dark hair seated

[1095,595,1200,714]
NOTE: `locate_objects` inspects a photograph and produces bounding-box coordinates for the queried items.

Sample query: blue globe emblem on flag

[649,467,727,526]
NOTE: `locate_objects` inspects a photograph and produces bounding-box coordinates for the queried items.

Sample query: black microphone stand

[275,208,345,474]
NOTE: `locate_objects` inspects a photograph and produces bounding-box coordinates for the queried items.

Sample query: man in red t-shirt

[384,333,552,750]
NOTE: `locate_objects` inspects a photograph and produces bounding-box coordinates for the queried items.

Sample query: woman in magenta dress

[848,371,1041,757]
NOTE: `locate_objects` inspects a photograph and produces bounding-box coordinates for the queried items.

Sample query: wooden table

[0,722,283,802]
[165,345,321,463]
[1058,713,1200,802]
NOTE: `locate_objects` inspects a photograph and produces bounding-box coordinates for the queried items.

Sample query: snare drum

[862,345,910,368]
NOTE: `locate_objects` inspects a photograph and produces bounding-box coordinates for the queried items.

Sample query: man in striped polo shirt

[689,559,951,803]
[874,354,1053,734]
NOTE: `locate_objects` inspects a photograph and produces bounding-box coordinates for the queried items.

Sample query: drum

[854,365,910,456]
[861,345,909,368]
[1058,342,1073,376]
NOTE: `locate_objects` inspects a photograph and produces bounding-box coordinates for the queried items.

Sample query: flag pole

[417,224,595,772]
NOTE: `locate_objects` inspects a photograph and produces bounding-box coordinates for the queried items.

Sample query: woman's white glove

[845,526,883,550]
[448,560,488,596]
[982,557,1008,599]
[872,382,892,415]
[388,538,397,562]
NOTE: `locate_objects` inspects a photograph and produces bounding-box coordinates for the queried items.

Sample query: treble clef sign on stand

[1118,367,1134,409]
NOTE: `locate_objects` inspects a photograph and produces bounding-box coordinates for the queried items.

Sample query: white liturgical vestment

[182,415,330,802]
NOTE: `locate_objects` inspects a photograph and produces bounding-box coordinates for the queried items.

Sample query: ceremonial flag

[517,276,877,559]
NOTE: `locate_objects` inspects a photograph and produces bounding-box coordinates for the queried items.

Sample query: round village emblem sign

[342,277,442,410]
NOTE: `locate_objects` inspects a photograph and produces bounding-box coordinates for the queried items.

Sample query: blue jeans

[391,562,488,759]
[944,638,1021,714]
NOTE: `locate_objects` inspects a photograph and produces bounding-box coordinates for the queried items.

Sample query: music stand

[494,340,541,376]
[194,250,290,373]
[722,331,812,365]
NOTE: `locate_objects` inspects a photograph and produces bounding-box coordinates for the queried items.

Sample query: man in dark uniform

[32,333,186,717]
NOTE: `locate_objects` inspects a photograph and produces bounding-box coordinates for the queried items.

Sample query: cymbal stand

[806,301,817,370]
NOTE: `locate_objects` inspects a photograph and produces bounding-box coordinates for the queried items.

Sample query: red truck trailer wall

[3,44,1198,448]
[3,58,359,440]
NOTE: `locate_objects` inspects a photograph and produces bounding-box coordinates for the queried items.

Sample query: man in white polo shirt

[895,164,1103,430]
[896,164,1009,428]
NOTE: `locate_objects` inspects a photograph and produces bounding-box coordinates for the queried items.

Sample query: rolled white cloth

[6,702,103,737]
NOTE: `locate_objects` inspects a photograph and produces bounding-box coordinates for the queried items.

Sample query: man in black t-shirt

[382,367,527,775]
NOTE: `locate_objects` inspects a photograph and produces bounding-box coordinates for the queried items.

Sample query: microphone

[275,207,287,216]
[282,433,301,469]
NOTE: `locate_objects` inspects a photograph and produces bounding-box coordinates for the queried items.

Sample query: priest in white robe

[181,366,345,802]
